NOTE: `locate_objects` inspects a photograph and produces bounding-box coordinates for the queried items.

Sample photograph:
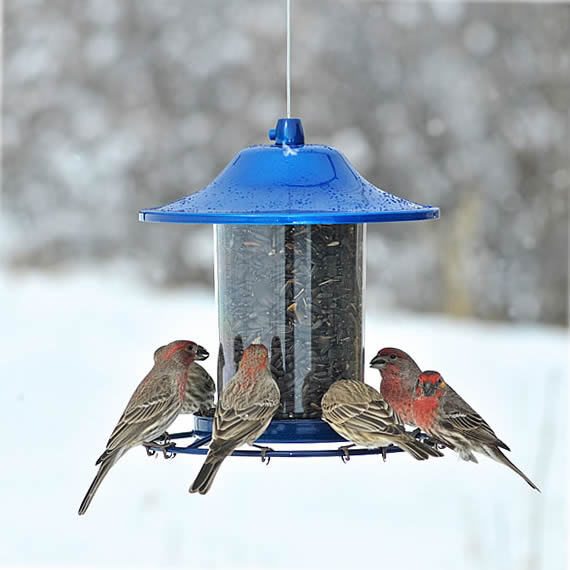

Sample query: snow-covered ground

[0,268,567,569]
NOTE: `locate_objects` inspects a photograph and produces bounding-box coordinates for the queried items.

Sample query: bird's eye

[437,378,443,385]
[186,344,195,352]
[389,354,397,360]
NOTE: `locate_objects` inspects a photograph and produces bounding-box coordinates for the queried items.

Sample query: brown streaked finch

[189,343,280,495]
[413,370,539,491]
[321,380,444,461]
[78,340,209,515]
[370,347,422,426]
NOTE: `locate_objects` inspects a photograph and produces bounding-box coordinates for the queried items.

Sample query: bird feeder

[139,118,439,457]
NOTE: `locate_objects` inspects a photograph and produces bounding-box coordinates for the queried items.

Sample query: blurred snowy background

[0,271,567,569]
[1,1,568,569]
[2,0,568,324]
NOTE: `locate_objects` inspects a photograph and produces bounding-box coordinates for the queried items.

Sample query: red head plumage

[377,347,412,360]
[369,347,419,371]
[239,344,269,380]
[412,371,446,430]
[153,340,209,364]
[416,370,446,399]
[419,370,443,383]
[369,347,422,425]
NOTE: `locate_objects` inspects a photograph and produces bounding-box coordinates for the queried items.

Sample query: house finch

[78,340,209,515]
[321,380,444,461]
[370,347,422,426]
[189,344,280,495]
[181,363,216,416]
[413,370,540,491]
[154,345,215,415]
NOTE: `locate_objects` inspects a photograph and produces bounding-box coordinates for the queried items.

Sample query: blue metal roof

[139,118,439,225]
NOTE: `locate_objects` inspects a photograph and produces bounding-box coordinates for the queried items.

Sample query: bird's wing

[213,397,278,443]
[441,388,508,449]
[325,398,405,438]
[105,380,179,451]
[210,376,280,448]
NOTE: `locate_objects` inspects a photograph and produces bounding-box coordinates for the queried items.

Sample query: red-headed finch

[413,370,539,491]
[78,340,209,515]
[154,344,215,415]
[370,347,422,426]
[321,380,443,461]
[189,343,280,495]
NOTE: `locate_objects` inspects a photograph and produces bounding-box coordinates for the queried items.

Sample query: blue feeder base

[145,417,411,460]
[194,416,348,444]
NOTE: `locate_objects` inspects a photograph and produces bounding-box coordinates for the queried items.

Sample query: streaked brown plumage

[321,380,443,460]
[189,344,280,495]
[413,371,539,491]
[78,340,209,515]
[301,371,331,418]
[181,362,216,415]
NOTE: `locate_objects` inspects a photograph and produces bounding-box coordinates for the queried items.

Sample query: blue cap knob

[269,118,305,146]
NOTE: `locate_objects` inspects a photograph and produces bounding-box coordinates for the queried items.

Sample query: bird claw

[410,429,445,450]
[144,444,157,457]
[253,444,274,465]
[143,439,176,460]
[338,444,355,463]
[419,433,446,450]
[156,432,177,458]
[156,432,172,445]
[380,447,387,462]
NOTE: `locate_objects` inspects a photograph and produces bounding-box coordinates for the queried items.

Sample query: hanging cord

[286,0,291,118]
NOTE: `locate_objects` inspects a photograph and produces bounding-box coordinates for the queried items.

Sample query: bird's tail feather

[489,447,540,492]
[189,438,239,494]
[189,457,225,495]
[396,436,444,461]
[78,451,121,515]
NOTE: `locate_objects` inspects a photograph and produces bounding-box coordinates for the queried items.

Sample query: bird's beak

[369,355,387,369]
[195,345,209,361]
[422,382,436,397]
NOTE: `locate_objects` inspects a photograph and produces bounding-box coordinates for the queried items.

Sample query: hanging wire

[286,0,291,118]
